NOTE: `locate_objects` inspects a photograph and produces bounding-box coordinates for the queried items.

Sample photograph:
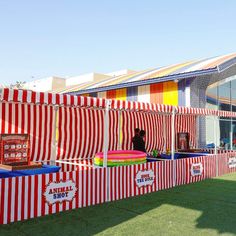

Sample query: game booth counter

[1,88,236,224]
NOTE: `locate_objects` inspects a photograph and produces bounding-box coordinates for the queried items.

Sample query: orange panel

[82,93,89,97]
[150,83,163,104]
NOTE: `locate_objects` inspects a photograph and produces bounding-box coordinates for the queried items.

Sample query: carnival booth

[1,88,236,225]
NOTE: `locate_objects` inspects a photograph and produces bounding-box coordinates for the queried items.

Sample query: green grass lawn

[1,173,236,236]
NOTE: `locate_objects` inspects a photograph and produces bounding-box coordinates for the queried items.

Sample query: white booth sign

[191,163,203,176]
[135,169,155,188]
[44,179,77,205]
[228,157,236,168]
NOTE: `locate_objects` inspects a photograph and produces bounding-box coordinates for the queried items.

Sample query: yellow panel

[116,88,127,101]
[163,81,178,106]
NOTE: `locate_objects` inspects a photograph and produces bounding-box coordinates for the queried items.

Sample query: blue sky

[0,0,236,85]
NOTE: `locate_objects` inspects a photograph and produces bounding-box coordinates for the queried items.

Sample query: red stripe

[76,170,79,208]
[41,175,46,216]
[7,178,12,223]
[62,172,67,211]
[47,106,54,161]
[8,103,12,133]
[31,105,37,161]
[95,169,98,204]
[14,177,19,222]
[34,175,39,217]
[86,168,89,206]
[0,179,5,224]
[62,108,68,159]
[40,92,44,104]
[69,171,73,210]
[22,90,27,103]
[104,168,107,202]
[27,176,32,219]
[21,177,25,220]
[3,88,9,101]
[1,103,5,133]
[48,174,53,215]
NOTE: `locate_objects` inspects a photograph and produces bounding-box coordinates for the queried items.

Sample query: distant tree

[10,81,26,89]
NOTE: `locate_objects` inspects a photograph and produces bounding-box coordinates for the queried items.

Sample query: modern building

[61,53,236,149]
[23,76,66,92]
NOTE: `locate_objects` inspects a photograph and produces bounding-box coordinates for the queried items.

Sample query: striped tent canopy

[57,53,236,95]
[1,88,236,117]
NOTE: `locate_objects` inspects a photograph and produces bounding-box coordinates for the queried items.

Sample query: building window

[205,75,236,149]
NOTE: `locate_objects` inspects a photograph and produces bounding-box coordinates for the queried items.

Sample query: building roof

[61,52,236,95]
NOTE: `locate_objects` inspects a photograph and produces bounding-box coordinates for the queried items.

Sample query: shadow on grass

[1,174,236,236]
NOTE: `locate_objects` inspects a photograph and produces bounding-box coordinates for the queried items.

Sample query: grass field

[1,173,236,236]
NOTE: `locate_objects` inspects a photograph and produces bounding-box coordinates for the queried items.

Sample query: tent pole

[171,109,176,160]
[171,109,176,187]
[214,116,219,177]
[163,115,166,153]
[214,116,217,155]
[51,106,58,165]
[103,99,111,202]
[118,110,122,150]
[103,99,111,167]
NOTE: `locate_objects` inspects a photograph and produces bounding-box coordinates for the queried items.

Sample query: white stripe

[24,177,29,220]
[5,103,9,133]
[34,105,40,161]
[52,174,57,213]
[101,169,104,203]
[60,107,65,159]
[65,107,70,159]
[35,92,40,103]
[37,176,42,217]
[3,179,9,224]
[66,172,70,210]
[27,90,32,103]
[92,169,96,205]
[30,176,35,218]
[70,108,76,160]
[18,90,23,102]
[87,170,91,206]
[52,94,56,105]
[72,171,76,209]
[17,178,22,221]
[45,174,49,215]
[43,93,48,104]
[73,96,78,106]
[10,178,16,222]
[83,170,87,207]
[9,89,14,101]
[30,105,34,160]
[59,94,64,104]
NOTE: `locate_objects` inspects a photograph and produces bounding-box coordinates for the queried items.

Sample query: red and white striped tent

[0,88,236,164]
[1,88,236,225]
